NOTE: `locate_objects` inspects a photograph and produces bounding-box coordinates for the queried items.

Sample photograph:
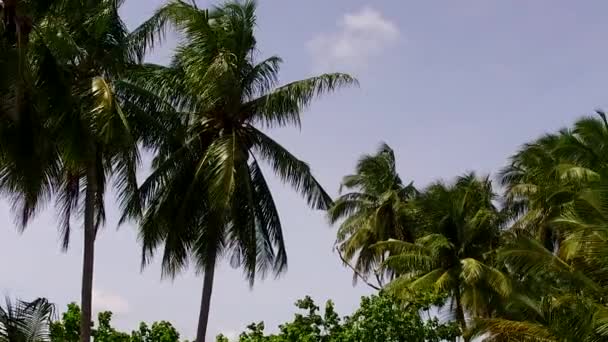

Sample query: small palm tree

[125,2,356,341]
[378,174,509,339]
[328,143,418,289]
[0,297,55,342]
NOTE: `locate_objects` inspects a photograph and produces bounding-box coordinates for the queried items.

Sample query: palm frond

[245,73,357,128]
[250,127,332,210]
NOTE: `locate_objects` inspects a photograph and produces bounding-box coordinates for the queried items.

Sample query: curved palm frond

[0,297,55,342]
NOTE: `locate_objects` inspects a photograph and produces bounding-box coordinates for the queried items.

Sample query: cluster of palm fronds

[0,298,55,342]
[330,112,608,341]
[0,1,354,341]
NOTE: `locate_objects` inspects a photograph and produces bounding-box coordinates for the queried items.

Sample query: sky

[2,0,608,340]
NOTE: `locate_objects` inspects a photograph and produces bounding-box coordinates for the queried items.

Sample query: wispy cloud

[93,290,129,314]
[307,7,400,72]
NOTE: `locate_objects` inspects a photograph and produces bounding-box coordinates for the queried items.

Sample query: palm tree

[468,179,608,341]
[327,143,418,289]
[0,297,55,342]
[499,133,573,251]
[0,1,158,341]
[499,112,608,252]
[468,294,601,342]
[124,2,356,341]
[558,111,608,171]
[378,174,509,339]
[472,114,608,340]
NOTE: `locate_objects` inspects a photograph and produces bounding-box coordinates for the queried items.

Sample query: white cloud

[92,290,129,314]
[307,7,400,72]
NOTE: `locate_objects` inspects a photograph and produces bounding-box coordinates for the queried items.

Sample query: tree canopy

[219,292,460,342]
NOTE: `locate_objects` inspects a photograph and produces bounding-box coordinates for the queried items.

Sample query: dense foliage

[328,112,608,341]
[1,297,458,341]
[0,298,55,342]
[49,303,181,342]
[216,292,459,342]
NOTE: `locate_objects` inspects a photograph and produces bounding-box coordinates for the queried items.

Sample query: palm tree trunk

[80,163,97,342]
[195,250,217,342]
[455,291,469,342]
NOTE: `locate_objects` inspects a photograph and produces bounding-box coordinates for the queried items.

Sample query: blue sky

[2,0,608,340]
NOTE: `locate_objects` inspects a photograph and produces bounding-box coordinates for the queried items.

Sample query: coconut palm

[499,112,608,252]
[123,1,356,341]
[499,133,575,251]
[377,174,509,339]
[468,294,602,342]
[328,143,418,289]
[469,238,607,342]
[558,111,608,172]
[0,297,55,342]
[0,1,158,341]
[472,120,608,340]
[0,0,72,208]
[469,178,608,341]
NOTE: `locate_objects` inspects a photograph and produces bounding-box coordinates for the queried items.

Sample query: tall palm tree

[0,297,55,342]
[124,2,356,341]
[328,143,418,289]
[0,1,158,341]
[378,174,509,339]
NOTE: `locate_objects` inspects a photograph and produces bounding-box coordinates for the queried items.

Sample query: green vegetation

[330,112,608,342]
[48,302,181,342]
[219,292,459,342]
[2,0,608,342]
[0,298,55,341]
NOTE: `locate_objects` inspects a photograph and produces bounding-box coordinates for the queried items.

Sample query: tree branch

[334,247,381,291]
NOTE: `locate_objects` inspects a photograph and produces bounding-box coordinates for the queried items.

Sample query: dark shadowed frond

[250,127,332,210]
[0,297,55,342]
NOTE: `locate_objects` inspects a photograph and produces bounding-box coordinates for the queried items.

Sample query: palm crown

[328,143,418,288]
[378,173,509,336]
[123,1,356,340]
[128,0,356,279]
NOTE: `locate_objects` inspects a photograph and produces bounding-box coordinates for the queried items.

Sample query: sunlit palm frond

[245,73,357,128]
